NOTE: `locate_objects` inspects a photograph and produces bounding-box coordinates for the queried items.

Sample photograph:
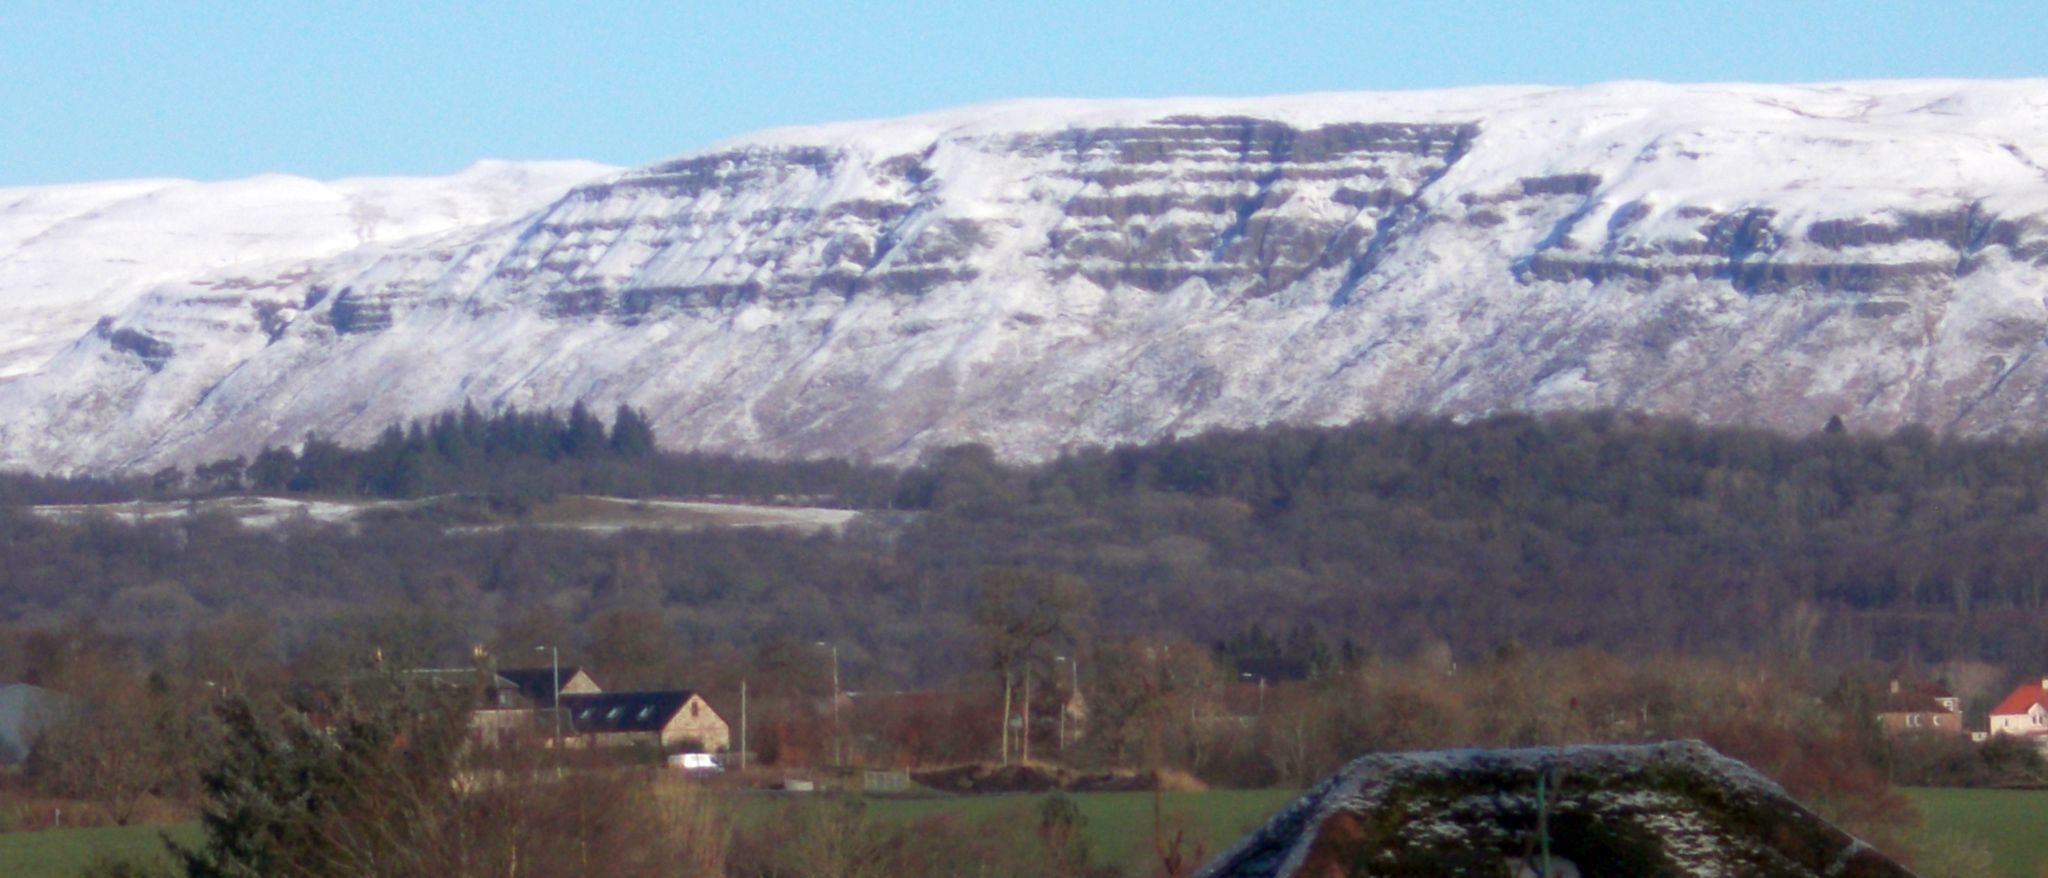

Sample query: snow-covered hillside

[0,160,615,379]
[8,81,2048,473]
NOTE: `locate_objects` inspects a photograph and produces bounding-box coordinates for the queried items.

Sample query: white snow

[29,494,861,535]
[8,81,2048,473]
[0,160,618,379]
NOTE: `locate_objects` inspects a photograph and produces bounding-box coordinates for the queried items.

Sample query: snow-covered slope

[9,81,2048,473]
[0,160,616,379]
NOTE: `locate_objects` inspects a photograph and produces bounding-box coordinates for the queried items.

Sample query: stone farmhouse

[559,690,730,752]
[414,664,728,755]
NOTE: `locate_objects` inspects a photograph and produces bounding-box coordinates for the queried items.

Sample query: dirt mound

[1107,767,1206,793]
[910,763,1208,795]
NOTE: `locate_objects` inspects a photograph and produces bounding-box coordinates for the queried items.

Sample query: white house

[1989,678,2048,738]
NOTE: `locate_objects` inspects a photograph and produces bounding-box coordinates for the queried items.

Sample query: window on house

[579,708,593,720]
[1908,714,1923,728]
[637,707,653,720]
[607,707,624,720]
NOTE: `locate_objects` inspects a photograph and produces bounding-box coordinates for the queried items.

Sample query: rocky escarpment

[8,82,2048,473]
[1515,201,2048,293]
[488,115,1477,323]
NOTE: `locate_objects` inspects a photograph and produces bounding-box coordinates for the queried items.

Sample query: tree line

[205,403,897,505]
[11,408,2048,681]
[35,643,2011,877]
[7,406,2045,875]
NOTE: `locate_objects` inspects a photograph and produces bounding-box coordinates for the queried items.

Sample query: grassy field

[1906,787,2048,878]
[0,822,199,878]
[864,789,1298,867]
[0,790,1294,878]
[11,787,2039,878]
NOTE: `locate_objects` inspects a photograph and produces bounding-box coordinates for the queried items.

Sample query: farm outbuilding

[559,690,729,752]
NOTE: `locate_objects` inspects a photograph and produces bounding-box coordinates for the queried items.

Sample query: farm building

[560,690,729,752]
[497,666,602,703]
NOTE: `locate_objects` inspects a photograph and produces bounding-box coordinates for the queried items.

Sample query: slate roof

[498,667,590,704]
[560,691,700,735]
[1881,693,1951,714]
[1880,681,1960,714]
[401,668,523,708]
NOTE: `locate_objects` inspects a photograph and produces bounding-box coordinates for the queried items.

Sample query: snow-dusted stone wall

[1198,741,1915,878]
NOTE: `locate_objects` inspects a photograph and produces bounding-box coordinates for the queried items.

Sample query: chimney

[1889,680,1901,695]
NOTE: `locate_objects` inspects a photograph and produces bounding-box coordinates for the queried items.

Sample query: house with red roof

[1989,678,2048,740]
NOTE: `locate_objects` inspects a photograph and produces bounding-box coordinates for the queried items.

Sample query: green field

[1906,787,2048,878]
[0,822,199,878]
[9,787,2040,878]
[864,789,1298,867]
[0,790,1294,878]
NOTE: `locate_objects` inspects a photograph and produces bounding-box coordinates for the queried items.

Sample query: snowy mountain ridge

[0,159,617,381]
[9,80,2048,473]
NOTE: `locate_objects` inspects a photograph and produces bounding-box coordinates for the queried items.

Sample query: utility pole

[1054,656,1068,755]
[815,641,840,767]
[1067,658,1080,753]
[1022,665,1033,765]
[535,645,561,751]
[740,679,748,772]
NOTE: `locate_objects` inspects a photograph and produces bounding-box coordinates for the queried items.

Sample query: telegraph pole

[1022,665,1033,764]
[535,645,561,750]
[815,641,840,767]
[1054,656,1067,754]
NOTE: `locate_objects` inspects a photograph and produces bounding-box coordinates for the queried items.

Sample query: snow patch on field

[29,495,865,536]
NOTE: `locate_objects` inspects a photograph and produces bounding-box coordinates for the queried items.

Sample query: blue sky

[2,1,2042,185]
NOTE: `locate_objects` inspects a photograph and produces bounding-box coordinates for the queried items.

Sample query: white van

[667,752,722,773]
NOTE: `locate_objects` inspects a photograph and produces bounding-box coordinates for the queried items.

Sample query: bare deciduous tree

[973,568,1091,765]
